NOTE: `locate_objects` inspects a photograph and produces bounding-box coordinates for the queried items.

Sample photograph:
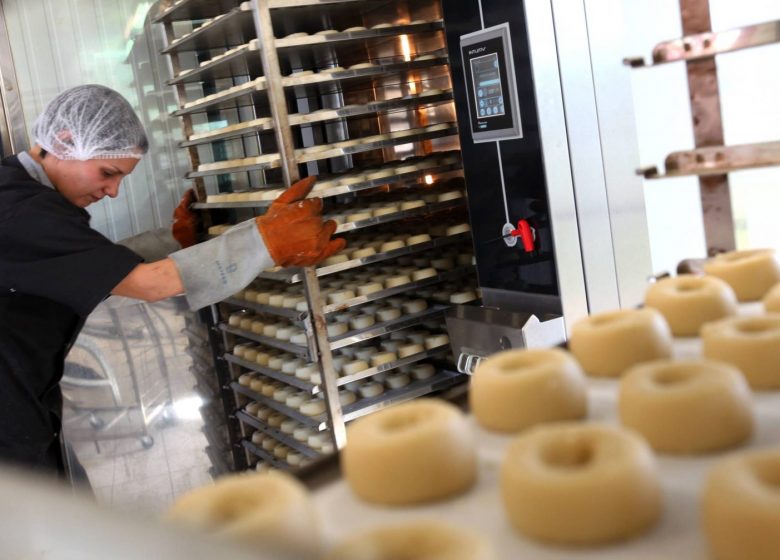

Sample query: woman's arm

[111,258,184,302]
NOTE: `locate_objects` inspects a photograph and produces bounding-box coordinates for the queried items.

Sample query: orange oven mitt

[256,176,346,267]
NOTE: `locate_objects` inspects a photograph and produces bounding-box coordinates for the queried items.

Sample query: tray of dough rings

[278,52,449,87]
[162,3,255,55]
[310,300,780,559]
[257,226,473,283]
[178,56,450,143]
[187,123,458,177]
[274,20,444,49]
[192,151,462,207]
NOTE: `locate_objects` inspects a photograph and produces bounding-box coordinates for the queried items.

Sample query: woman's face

[44,156,140,208]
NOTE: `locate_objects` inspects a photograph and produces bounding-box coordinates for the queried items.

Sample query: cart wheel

[160,407,175,426]
[89,413,104,429]
[140,436,154,449]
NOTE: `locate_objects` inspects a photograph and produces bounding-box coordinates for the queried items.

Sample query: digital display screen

[460,25,522,142]
[470,53,505,118]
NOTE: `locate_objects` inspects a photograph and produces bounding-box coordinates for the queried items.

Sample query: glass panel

[2,0,192,241]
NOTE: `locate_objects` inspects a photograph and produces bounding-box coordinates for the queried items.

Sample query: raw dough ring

[569,308,673,378]
[501,423,662,545]
[703,249,780,301]
[619,359,753,453]
[645,275,738,336]
[702,449,780,560]
[165,471,321,559]
[470,348,587,433]
[342,399,477,505]
[324,521,494,560]
[702,314,780,390]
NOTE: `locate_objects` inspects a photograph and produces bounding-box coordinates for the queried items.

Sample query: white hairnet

[32,84,149,161]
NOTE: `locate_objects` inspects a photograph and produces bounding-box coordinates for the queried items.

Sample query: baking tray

[168,40,263,85]
[274,21,444,50]
[190,90,452,145]
[258,230,472,283]
[225,353,316,392]
[162,5,256,55]
[188,123,457,177]
[173,77,267,117]
[219,324,311,359]
[312,346,449,395]
[190,155,462,208]
[236,411,322,458]
[327,304,448,350]
[152,0,242,23]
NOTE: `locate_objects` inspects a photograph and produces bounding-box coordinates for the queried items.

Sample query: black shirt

[0,155,142,472]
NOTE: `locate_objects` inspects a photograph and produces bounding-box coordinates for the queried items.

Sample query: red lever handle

[508,219,535,253]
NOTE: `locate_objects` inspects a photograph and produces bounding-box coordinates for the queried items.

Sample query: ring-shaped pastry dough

[619,359,753,453]
[501,423,662,545]
[166,471,321,560]
[762,282,780,312]
[702,449,780,560]
[702,314,780,390]
[703,249,780,301]
[569,308,673,378]
[342,399,477,505]
[470,348,587,433]
[324,521,494,560]
[645,275,738,336]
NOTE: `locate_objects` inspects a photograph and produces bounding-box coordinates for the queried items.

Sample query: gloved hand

[172,189,199,249]
[256,176,346,267]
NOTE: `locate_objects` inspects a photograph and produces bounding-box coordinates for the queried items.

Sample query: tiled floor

[62,297,217,514]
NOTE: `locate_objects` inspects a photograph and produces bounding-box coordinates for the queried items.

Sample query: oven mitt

[170,176,345,310]
[255,175,345,267]
[172,188,199,249]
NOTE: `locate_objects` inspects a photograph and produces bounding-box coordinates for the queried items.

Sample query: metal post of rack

[679,0,735,255]
[626,2,780,256]
[251,0,347,450]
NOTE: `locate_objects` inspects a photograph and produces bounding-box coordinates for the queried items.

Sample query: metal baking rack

[187,123,458,177]
[182,89,452,143]
[311,370,463,431]
[226,354,316,391]
[322,266,471,313]
[332,198,464,234]
[222,297,308,320]
[625,2,780,254]
[240,440,292,469]
[268,0,386,8]
[191,156,461,206]
[231,366,460,433]
[258,231,472,282]
[235,411,321,458]
[219,324,313,359]
[173,56,449,120]
[231,382,321,426]
[312,346,449,394]
[152,0,243,23]
[274,20,444,49]
[624,19,780,67]
[168,40,263,85]
[162,4,255,55]
[172,77,268,116]
[328,304,448,349]
[637,141,780,179]
[156,0,469,472]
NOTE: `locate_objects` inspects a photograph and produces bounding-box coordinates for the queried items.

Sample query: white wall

[2,0,192,241]
[624,0,780,274]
